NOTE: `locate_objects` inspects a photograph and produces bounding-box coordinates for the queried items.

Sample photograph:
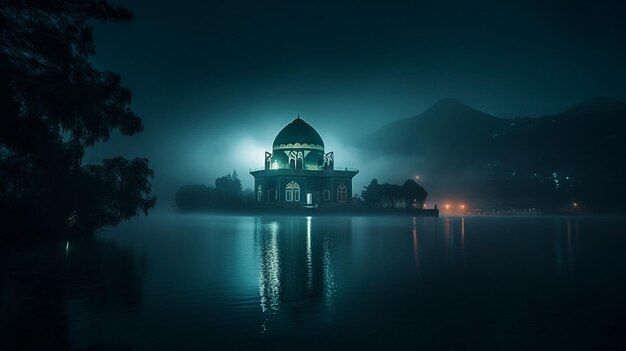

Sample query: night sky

[86,0,626,203]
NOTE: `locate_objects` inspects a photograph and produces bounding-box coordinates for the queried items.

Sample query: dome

[272,116,324,151]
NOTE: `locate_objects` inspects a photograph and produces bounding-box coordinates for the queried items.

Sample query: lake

[2,215,626,350]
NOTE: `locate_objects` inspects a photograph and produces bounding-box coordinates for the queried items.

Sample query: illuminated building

[250,115,358,206]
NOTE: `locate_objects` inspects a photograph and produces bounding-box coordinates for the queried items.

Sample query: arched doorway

[337,184,347,203]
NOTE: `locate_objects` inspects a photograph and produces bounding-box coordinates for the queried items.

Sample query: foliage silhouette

[175,171,245,211]
[0,0,155,240]
[361,178,428,209]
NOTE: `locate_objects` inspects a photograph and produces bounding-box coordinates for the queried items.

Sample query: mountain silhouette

[559,96,626,117]
[358,97,626,212]
[359,98,505,167]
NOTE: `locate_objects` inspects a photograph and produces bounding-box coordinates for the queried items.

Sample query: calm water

[2,215,626,350]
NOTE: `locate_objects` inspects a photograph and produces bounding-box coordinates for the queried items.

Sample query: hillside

[357,98,626,212]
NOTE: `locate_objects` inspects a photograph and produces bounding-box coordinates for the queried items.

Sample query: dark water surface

[2,215,626,350]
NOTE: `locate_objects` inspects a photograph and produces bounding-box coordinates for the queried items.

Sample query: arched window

[337,184,347,203]
[285,181,300,202]
[257,185,263,202]
[287,151,304,170]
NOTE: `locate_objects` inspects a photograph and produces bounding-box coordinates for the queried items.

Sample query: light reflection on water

[2,215,626,350]
[322,235,336,313]
[555,217,578,277]
[257,220,281,313]
[255,216,341,324]
[306,216,313,292]
[411,217,420,276]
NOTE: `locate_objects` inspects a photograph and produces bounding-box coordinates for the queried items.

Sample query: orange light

[445,204,450,210]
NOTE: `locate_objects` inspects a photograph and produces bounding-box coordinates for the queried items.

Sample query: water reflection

[441,217,466,268]
[555,217,578,277]
[412,217,421,275]
[3,215,622,350]
[306,216,313,292]
[0,238,146,350]
[461,217,465,249]
[257,219,281,312]
[254,217,350,323]
[322,236,336,313]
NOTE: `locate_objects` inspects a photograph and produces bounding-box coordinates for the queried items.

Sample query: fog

[84,0,626,207]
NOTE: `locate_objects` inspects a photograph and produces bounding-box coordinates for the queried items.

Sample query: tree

[361,178,382,208]
[361,178,428,209]
[0,1,155,238]
[214,170,242,206]
[402,179,428,208]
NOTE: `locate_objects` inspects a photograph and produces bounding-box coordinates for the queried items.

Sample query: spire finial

[297,113,300,120]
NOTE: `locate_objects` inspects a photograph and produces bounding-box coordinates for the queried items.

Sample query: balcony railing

[334,166,359,172]
[250,166,358,172]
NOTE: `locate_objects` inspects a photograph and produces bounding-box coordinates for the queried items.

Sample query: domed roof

[272,116,324,150]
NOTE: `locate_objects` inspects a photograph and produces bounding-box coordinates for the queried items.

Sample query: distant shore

[176,207,440,217]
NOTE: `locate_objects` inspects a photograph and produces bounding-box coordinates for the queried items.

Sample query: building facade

[250,116,358,207]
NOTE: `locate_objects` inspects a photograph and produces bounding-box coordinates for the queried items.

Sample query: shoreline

[174,207,440,217]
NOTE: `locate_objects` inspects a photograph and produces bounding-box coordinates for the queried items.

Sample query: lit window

[285,181,300,202]
[337,184,347,202]
[257,185,263,202]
